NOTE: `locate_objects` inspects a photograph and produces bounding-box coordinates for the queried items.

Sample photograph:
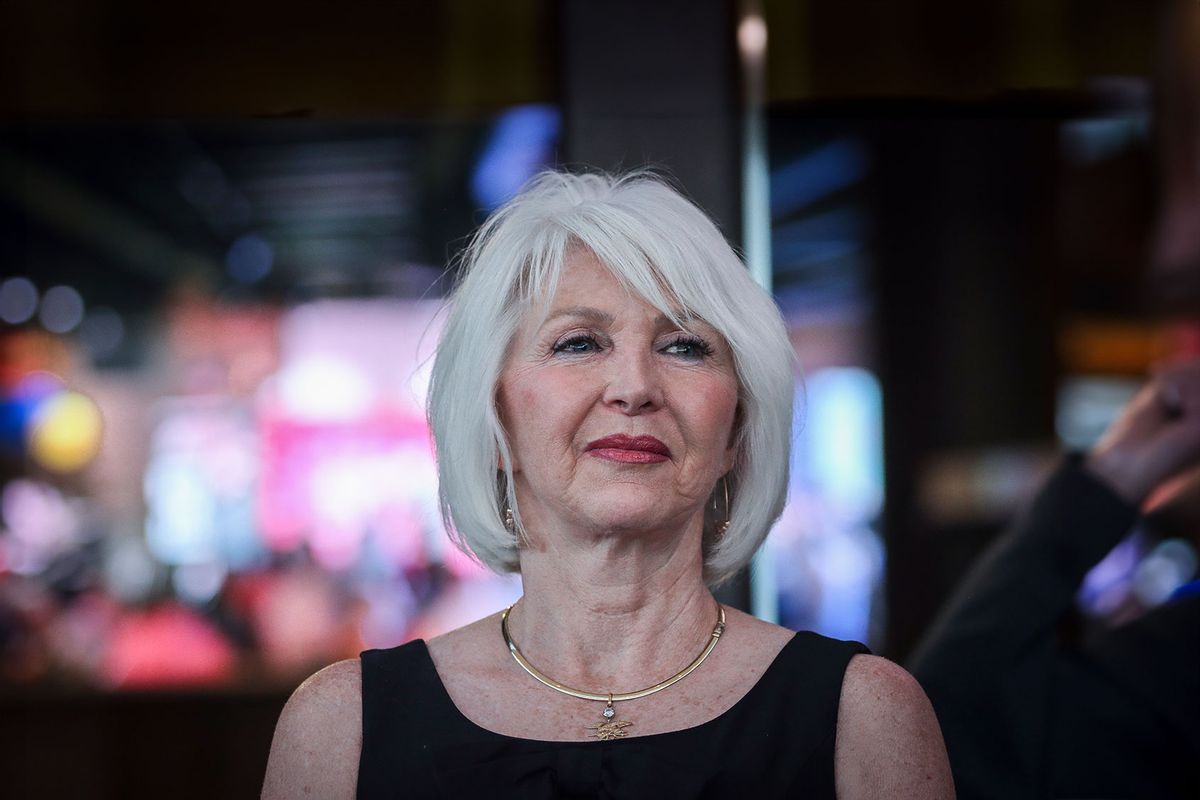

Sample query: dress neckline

[414,631,803,745]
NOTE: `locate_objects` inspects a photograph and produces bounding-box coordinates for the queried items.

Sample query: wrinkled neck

[510,525,718,692]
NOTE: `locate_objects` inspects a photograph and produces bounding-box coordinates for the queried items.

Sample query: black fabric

[358,631,868,799]
[910,454,1200,799]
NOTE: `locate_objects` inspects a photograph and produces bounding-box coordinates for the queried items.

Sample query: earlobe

[725,404,742,459]
[722,440,737,474]
[498,451,520,474]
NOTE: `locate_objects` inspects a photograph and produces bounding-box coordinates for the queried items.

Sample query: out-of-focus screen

[764,129,884,646]
[0,110,559,690]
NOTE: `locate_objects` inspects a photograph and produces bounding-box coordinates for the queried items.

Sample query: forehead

[551,250,637,305]
[528,247,699,328]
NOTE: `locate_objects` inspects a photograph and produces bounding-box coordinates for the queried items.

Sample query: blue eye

[662,336,714,360]
[553,334,601,355]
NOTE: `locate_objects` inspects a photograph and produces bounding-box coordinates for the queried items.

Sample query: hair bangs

[428,169,797,587]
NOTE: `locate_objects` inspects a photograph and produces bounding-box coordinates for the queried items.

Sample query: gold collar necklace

[499,602,727,740]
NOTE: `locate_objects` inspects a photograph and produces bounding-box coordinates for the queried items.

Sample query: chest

[357,635,852,799]
[437,654,754,742]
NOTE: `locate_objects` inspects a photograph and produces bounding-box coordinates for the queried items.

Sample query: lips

[585,434,671,464]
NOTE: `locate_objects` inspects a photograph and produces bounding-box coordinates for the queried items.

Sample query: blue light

[770,140,869,218]
[0,372,63,453]
[471,105,561,211]
[226,234,274,284]
[0,277,38,324]
[800,367,884,516]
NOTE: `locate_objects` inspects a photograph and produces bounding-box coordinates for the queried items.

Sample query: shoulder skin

[261,659,362,800]
[835,654,956,800]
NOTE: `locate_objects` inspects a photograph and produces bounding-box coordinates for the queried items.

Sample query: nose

[601,349,664,414]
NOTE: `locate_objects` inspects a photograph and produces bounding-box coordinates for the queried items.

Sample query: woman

[262,171,954,798]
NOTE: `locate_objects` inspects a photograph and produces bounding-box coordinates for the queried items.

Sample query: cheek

[677,379,739,448]
[705,380,740,431]
[709,383,741,468]
[505,371,589,452]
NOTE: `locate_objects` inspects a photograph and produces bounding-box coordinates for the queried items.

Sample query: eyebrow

[542,306,616,326]
[541,305,701,329]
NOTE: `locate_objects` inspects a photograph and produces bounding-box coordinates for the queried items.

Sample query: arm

[913,361,1200,671]
[909,361,1200,798]
[261,659,362,800]
[905,460,1136,798]
[835,655,955,800]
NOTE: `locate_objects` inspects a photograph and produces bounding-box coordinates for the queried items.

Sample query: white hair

[426,170,795,586]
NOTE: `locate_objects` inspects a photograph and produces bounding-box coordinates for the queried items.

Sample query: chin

[577,493,687,534]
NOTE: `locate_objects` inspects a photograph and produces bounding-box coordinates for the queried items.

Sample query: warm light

[738,14,767,59]
[28,390,104,472]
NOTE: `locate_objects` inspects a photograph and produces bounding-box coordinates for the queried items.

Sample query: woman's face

[497,248,739,549]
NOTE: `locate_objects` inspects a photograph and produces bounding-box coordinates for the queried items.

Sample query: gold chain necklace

[499,603,726,740]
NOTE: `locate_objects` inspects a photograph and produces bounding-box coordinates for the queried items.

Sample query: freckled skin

[262,249,955,800]
[497,249,740,551]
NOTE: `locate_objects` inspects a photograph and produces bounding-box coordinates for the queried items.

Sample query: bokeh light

[39,285,85,334]
[0,277,38,324]
[0,114,559,699]
[104,535,162,604]
[2,478,78,554]
[278,356,374,421]
[1132,538,1199,605]
[1,370,64,452]
[172,561,228,605]
[28,390,104,472]
[226,234,274,283]
[738,14,767,59]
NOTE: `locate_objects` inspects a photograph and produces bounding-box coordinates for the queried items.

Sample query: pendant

[585,696,632,740]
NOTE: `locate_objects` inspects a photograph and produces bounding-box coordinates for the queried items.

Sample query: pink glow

[104,603,236,688]
[257,409,434,562]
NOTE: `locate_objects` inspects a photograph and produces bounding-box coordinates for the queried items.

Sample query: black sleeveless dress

[357,632,868,798]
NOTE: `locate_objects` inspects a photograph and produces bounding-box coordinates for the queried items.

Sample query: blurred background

[1,1,1198,796]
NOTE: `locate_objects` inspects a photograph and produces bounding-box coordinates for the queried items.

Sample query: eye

[661,335,714,360]
[552,333,603,355]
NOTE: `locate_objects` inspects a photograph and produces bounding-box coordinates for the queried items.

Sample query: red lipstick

[585,434,671,464]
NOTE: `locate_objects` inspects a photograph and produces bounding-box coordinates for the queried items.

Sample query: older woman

[262,171,954,799]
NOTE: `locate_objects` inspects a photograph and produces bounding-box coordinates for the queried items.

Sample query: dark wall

[870,115,1061,659]
[561,0,743,248]
[0,690,286,799]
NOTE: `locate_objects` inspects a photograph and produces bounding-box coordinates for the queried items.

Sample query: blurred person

[911,361,1200,799]
[262,171,954,799]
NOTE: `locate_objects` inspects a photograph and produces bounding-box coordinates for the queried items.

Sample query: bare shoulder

[426,610,504,668]
[261,659,362,800]
[835,655,955,800]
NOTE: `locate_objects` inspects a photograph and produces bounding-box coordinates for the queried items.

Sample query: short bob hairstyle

[427,170,795,586]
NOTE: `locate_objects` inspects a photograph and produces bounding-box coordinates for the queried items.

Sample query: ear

[494,385,519,473]
[720,446,736,477]
[721,403,742,472]
[497,445,520,474]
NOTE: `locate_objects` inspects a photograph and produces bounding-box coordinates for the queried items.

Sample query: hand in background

[1085,359,1200,506]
